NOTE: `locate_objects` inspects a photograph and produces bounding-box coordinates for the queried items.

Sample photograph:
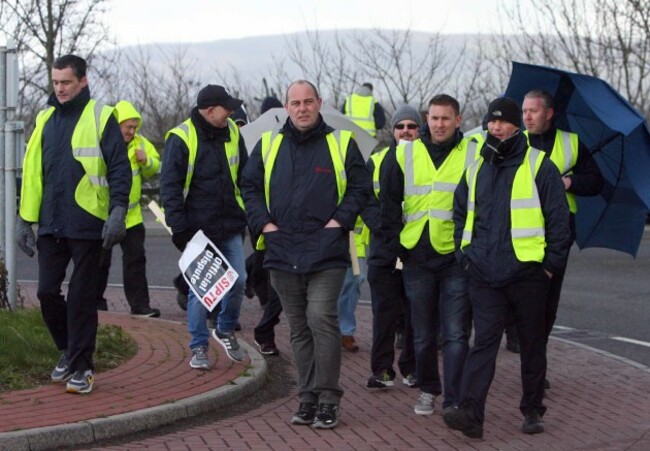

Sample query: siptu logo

[314,166,332,174]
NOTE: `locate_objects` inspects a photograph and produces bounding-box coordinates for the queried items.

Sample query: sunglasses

[395,123,419,130]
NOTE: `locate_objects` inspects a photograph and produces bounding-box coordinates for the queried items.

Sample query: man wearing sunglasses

[380,95,483,416]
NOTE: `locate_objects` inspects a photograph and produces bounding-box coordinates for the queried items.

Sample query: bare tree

[489,0,650,117]
[0,0,115,128]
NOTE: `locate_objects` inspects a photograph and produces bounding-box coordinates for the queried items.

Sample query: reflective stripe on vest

[256,129,352,250]
[525,129,578,213]
[461,147,546,262]
[20,100,113,221]
[370,146,390,198]
[397,137,480,253]
[125,135,160,228]
[344,94,376,137]
[166,117,244,210]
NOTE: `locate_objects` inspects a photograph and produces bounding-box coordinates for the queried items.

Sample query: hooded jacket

[113,100,161,228]
[22,87,131,239]
[453,131,571,287]
[160,107,248,243]
[241,115,371,274]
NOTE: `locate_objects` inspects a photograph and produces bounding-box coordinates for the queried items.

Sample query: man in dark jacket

[160,85,248,367]
[241,80,370,430]
[445,97,571,438]
[16,54,132,395]
[522,89,603,388]
[363,105,420,390]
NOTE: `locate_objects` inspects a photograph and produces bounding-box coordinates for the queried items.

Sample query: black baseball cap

[196,85,243,111]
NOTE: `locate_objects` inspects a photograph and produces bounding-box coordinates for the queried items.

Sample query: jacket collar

[281,114,333,144]
[47,86,91,114]
[191,107,232,142]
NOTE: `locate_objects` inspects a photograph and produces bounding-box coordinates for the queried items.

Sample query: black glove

[172,230,193,252]
[16,215,35,257]
[102,206,127,250]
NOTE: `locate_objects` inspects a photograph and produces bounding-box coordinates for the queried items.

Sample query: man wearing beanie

[363,105,419,389]
[380,95,483,416]
[160,84,248,367]
[445,96,570,438]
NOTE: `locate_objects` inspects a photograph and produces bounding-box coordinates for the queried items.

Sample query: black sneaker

[131,307,161,318]
[366,370,394,388]
[291,402,317,425]
[443,406,483,439]
[522,411,544,434]
[255,340,280,356]
[51,351,73,383]
[312,403,340,429]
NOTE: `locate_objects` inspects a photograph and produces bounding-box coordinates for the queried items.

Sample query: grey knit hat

[391,105,423,129]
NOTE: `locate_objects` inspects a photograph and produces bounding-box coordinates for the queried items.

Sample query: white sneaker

[414,391,435,415]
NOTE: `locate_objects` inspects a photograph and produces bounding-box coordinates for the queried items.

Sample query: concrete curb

[0,340,267,451]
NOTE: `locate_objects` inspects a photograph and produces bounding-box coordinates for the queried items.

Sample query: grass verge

[0,308,137,392]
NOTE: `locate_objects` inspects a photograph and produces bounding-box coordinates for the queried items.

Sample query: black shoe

[97,298,108,311]
[544,378,551,389]
[131,307,161,318]
[312,403,340,429]
[255,340,280,356]
[291,402,317,425]
[506,340,521,354]
[443,406,483,439]
[366,371,395,388]
[522,411,544,434]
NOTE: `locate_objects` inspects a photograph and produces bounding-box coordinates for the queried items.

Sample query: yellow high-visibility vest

[344,94,377,137]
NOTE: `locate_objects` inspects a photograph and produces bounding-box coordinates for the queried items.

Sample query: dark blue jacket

[160,108,248,243]
[241,115,371,273]
[38,87,131,239]
[453,131,571,287]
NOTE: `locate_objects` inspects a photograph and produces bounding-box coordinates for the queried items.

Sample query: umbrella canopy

[504,62,650,257]
[240,105,379,159]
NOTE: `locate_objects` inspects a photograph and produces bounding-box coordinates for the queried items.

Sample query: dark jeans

[36,235,102,372]
[97,223,151,312]
[270,268,346,405]
[367,264,415,378]
[459,269,550,424]
[402,263,468,397]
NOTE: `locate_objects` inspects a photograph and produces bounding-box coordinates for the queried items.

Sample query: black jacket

[527,126,604,240]
[241,115,371,273]
[453,131,571,287]
[379,130,464,271]
[160,108,248,244]
[38,87,131,239]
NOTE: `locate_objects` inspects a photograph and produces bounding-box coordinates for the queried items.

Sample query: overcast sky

[107,0,511,45]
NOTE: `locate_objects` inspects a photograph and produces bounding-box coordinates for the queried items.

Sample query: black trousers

[367,264,416,378]
[251,252,283,343]
[459,269,550,424]
[97,223,151,312]
[37,235,103,372]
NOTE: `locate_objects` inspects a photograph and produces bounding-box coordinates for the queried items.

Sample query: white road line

[611,336,650,348]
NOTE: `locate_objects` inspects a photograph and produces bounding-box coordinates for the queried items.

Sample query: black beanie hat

[486,97,522,128]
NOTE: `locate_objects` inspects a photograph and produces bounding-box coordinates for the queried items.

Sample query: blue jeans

[270,268,346,405]
[402,262,469,399]
[337,258,366,336]
[187,234,246,350]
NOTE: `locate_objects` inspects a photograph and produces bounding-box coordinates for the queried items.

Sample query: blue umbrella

[504,62,650,257]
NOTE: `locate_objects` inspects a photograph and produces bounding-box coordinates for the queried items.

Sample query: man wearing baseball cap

[160,84,248,368]
[445,97,570,438]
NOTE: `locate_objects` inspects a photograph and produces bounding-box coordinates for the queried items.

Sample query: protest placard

[178,231,239,312]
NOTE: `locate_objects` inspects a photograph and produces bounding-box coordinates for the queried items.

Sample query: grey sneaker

[190,345,211,370]
[414,391,435,415]
[66,369,94,394]
[51,351,73,383]
[212,329,246,362]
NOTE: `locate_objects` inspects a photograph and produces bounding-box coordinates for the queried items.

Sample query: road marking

[611,336,650,348]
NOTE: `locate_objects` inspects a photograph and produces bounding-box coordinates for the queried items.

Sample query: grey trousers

[270,268,346,405]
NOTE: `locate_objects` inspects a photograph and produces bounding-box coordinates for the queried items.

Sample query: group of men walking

[16,53,602,437]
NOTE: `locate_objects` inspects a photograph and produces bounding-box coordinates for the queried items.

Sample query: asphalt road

[14,228,650,367]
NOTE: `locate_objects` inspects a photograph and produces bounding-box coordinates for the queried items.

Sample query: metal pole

[5,121,19,310]
[0,44,7,251]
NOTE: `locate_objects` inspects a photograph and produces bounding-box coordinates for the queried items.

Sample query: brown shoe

[341,335,359,352]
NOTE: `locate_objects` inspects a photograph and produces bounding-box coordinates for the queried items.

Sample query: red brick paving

[8,281,650,450]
